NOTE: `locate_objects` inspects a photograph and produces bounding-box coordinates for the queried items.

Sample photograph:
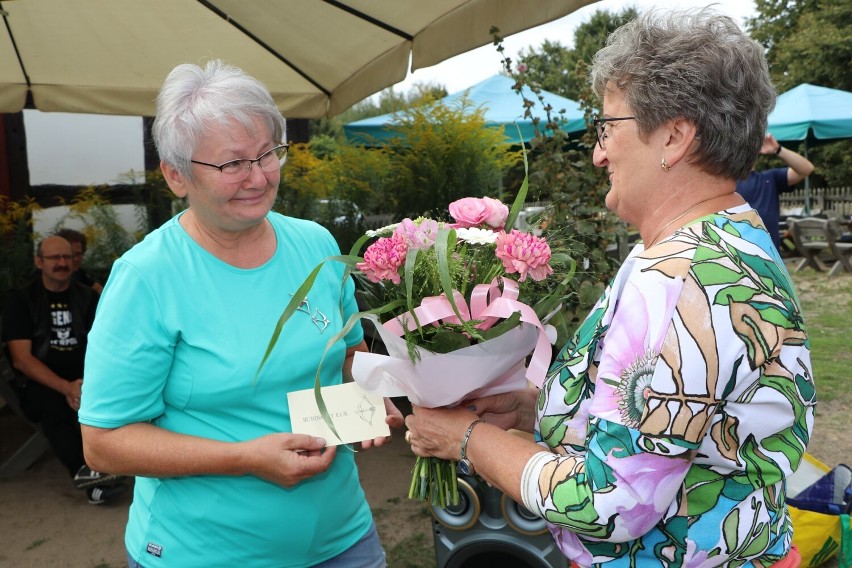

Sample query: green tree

[53,187,144,284]
[747,0,852,188]
[384,98,518,220]
[748,0,851,92]
[515,8,639,101]
[0,197,39,302]
[276,140,394,252]
[514,40,576,98]
[514,60,622,331]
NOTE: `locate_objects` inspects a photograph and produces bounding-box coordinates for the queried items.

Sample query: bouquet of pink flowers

[353,196,557,382]
[258,173,573,508]
[346,194,572,508]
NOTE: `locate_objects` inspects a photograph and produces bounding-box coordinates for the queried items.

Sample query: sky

[390,0,757,97]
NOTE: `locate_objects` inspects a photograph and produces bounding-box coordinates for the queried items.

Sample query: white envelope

[288,382,389,446]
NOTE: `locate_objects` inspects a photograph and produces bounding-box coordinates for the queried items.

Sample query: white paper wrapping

[352,314,539,408]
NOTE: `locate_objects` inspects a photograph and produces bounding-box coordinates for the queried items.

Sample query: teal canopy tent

[767,83,852,212]
[343,74,587,145]
[768,83,852,142]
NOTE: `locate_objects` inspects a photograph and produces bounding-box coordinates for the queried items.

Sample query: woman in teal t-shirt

[79,60,403,568]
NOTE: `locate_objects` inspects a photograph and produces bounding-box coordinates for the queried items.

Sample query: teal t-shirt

[79,212,370,568]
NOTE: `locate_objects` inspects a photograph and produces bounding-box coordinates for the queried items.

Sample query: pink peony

[356,234,408,284]
[494,230,553,282]
[395,218,440,250]
[448,197,509,229]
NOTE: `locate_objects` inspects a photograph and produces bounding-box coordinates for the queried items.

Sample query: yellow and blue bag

[787,454,852,567]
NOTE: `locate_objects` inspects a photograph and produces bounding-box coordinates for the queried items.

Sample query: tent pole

[803,140,810,215]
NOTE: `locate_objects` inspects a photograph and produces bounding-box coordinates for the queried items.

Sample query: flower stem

[407,457,460,509]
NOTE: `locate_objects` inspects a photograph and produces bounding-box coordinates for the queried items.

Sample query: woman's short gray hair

[152,60,287,178]
[590,9,775,180]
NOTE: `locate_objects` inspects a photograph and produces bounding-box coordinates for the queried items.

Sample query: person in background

[54,228,104,294]
[78,60,403,568]
[736,133,815,251]
[2,235,124,504]
[404,9,814,567]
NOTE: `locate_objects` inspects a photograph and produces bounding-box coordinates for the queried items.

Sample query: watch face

[458,459,475,476]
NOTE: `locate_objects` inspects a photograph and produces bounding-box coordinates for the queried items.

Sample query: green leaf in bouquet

[346,231,374,259]
[403,332,423,364]
[255,256,347,382]
[435,228,481,341]
[403,247,424,335]
[481,310,522,341]
[423,327,473,354]
[533,257,577,323]
[504,124,530,232]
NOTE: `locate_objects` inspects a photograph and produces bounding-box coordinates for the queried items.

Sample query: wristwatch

[458,419,482,476]
[774,144,783,155]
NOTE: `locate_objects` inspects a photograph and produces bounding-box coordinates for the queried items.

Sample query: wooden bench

[825,218,852,275]
[789,217,831,272]
[788,217,852,276]
[0,350,50,478]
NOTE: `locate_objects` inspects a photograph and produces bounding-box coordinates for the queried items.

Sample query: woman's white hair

[152,60,287,178]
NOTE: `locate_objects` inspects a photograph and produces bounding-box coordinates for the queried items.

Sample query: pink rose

[495,230,553,282]
[481,197,509,228]
[356,234,408,284]
[448,197,508,229]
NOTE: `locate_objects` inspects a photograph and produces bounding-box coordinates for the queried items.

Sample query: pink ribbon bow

[381,277,552,387]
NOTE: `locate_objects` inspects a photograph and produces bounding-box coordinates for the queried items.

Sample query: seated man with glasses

[1,235,124,504]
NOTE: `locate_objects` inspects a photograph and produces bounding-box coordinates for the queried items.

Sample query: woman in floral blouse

[405,8,814,567]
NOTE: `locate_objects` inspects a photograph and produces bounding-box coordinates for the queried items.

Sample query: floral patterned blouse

[520,206,815,567]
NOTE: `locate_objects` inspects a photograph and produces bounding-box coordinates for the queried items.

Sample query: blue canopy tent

[343,74,587,146]
[767,83,852,212]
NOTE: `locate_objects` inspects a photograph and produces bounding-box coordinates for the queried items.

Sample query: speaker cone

[431,477,481,530]
[501,494,548,535]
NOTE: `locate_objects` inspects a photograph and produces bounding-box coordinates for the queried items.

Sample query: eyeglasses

[190,144,289,182]
[39,254,74,262]
[592,116,636,149]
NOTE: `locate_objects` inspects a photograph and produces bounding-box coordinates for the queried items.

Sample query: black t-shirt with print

[2,288,87,381]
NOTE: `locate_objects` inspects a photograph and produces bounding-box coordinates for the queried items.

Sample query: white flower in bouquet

[456,227,498,245]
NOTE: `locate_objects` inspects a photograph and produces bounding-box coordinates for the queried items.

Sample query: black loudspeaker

[432,475,569,568]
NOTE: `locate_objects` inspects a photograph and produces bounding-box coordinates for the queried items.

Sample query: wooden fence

[780,186,852,216]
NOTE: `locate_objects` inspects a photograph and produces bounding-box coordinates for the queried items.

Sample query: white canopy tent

[0,0,596,118]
